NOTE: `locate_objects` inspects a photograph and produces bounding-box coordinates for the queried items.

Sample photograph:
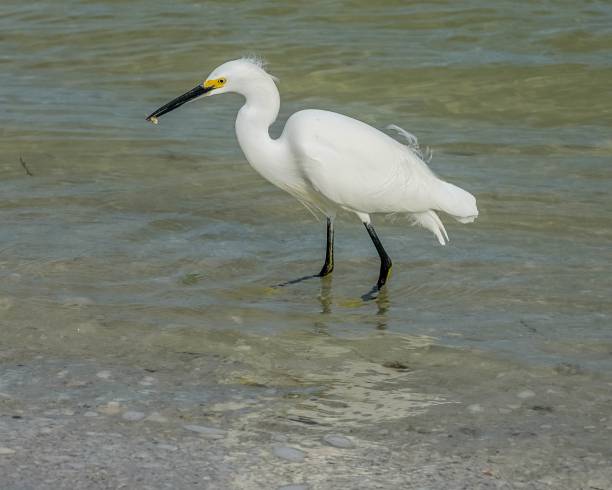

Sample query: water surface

[1,1,612,487]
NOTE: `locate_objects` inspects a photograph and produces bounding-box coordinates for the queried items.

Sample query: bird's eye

[219,78,226,84]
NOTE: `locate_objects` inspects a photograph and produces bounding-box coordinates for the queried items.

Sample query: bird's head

[146,57,276,124]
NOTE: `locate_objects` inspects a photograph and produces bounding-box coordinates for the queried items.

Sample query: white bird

[146,57,478,290]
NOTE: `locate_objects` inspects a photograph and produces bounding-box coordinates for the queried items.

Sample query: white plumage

[146,58,478,289]
[280,109,477,244]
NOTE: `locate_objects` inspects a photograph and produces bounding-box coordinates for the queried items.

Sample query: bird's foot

[361,284,381,302]
[274,274,319,288]
[276,263,334,287]
[317,264,334,277]
[361,272,390,301]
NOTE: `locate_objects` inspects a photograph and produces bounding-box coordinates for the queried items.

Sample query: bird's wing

[283,110,440,215]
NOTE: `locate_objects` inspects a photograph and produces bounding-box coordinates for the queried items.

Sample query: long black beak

[146,84,212,123]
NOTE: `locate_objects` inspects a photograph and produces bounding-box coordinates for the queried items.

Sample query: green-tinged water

[1,1,612,487]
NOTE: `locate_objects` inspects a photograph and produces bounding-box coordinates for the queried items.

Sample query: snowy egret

[146,57,478,290]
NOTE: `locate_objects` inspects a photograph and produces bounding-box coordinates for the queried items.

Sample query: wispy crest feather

[241,55,279,82]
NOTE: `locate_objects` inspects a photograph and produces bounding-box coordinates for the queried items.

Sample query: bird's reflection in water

[318,275,333,315]
[315,277,390,331]
[312,276,333,334]
[374,287,390,330]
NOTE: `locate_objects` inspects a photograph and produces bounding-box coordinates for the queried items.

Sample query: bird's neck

[235,78,285,184]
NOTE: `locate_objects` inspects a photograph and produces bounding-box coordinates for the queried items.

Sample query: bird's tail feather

[435,181,479,224]
[410,210,449,245]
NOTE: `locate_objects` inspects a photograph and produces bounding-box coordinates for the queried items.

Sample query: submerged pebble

[467,404,484,413]
[322,434,354,449]
[273,446,305,462]
[139,376,157,386]
[183,425,226,438]
[146,412,168,423]
[0,447,16,455]
[122,411,146,421]
[97,401,122,415]
[517,390,536,399]
[62,296,94,307]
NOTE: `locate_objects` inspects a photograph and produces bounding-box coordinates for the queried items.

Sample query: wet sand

[2,330,611,489]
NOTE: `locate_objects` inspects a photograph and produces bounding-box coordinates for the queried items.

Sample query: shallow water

[1,1,612,486]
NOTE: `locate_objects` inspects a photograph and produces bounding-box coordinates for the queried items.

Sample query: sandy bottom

[1,334,611,490]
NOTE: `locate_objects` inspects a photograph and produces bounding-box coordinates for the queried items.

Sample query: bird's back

[281,109,477,223]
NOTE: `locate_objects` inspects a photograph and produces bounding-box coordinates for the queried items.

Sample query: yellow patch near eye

[203,78,226,89]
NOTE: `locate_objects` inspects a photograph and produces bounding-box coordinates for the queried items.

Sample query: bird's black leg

[364,222,392,290]
[318,217,334,277]
[275,217,334,287]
